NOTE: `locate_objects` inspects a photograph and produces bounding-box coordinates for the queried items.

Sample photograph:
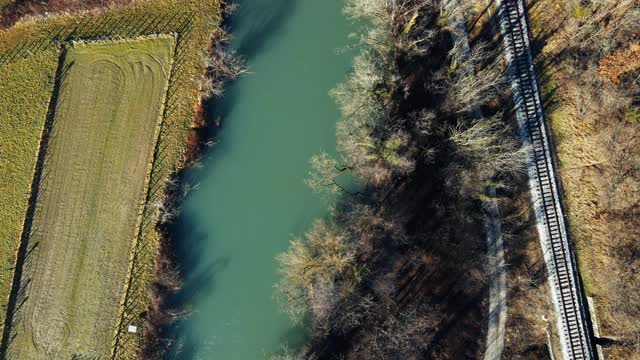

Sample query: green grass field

[0,50,58,330]
[0,0,220,356]
[6,36,175,360]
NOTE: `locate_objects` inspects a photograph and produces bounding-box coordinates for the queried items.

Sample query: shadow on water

[231,0,297,61]
[204,0,297,136]
[172,0,299,298]
[165,213,230,360]
[273,318,310,355]
[166,1,302,359]
[168,213,230,308]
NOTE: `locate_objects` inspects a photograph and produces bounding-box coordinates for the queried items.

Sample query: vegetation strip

[274,0,524,358]
[0,50,59,332]
[0,51,61,358]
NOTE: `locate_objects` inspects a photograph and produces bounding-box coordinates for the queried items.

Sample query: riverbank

[275,0,527,358]
[140,19,249,357]
[164,1,356,358]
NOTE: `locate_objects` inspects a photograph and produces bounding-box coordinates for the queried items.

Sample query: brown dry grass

[500,186,558,359]
[528,0,640,358]
[598,43,640,85]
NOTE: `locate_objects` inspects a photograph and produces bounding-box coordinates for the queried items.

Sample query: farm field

[0,50,58,331]
[0,0,220,356]
[4,36,175,359]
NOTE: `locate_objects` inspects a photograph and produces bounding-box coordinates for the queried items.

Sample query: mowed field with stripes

[5,36,174,359]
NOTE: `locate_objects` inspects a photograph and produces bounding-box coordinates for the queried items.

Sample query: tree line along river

[169,0,354,358]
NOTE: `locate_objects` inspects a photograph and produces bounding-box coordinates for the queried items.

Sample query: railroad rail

[496,0,595,359]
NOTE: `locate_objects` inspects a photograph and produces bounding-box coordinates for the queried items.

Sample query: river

[169,1,353,358]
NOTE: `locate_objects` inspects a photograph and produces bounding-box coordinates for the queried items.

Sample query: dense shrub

[275,0,525,358]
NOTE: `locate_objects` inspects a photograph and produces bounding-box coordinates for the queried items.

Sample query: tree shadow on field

[0,48,70,358]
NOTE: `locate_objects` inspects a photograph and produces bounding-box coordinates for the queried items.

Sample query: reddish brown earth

[0,0,132,28]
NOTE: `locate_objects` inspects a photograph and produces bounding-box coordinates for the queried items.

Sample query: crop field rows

[3,36,175,359]
[0,1,220,358]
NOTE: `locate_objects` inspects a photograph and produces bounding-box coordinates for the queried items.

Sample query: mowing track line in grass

[3,36,175,359]
[0,2,220,357]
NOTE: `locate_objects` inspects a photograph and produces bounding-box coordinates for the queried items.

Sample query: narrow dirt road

[443,1,508,358]
[483,189,507,360]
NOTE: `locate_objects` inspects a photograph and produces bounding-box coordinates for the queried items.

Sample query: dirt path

[483,189,507,360]
[443,1,508,358]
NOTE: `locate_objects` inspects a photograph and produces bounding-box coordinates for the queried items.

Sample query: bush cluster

[275,0,525,358]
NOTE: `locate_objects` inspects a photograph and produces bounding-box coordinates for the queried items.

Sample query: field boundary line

[109,34,178,358]
[110,13,196,358]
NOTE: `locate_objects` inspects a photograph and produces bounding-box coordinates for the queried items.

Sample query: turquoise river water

[169,1,353,358]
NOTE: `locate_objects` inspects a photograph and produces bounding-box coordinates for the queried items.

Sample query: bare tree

[446,41,507,114]
[276,219,355,321]
[439,0,474,36]
[306,152,359,196]
[201,29,247,99]
[569,0,640,53]
[344,0,437,59]
[450,114,527,179]
[331,53,418,186]
[603,120,640,207]
[270,347,316,360]
[353,305,439,360]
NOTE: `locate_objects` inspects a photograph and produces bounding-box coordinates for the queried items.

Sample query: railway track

[496,1,595,359]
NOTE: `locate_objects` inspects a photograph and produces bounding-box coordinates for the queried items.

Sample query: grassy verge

[0,50,58,331]
[5,36,175,359]
[0,0,221,357]
[501,188,559,359]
